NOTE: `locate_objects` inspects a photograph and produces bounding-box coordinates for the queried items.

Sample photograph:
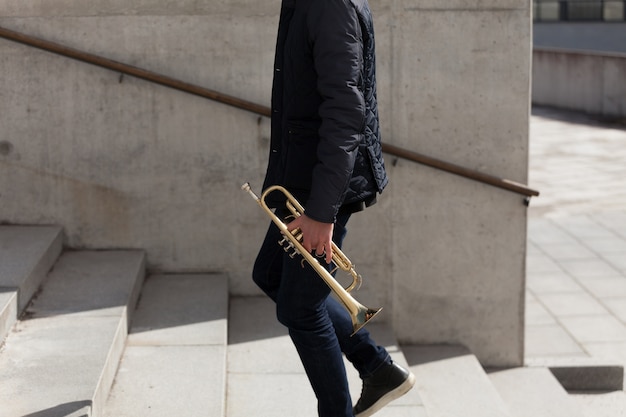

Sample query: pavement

[524,106,626,391]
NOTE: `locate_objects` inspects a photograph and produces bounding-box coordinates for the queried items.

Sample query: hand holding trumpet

[242,182,381,335]
[286,214,334,264]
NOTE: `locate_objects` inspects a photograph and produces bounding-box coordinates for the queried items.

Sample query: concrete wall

[533,48,626,119]
[0,0,531,366]
[534,22,626,54]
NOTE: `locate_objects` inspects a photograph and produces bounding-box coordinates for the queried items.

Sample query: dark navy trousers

[252,211,390,417]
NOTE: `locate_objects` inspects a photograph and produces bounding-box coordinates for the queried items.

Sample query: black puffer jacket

[262,0,388,223]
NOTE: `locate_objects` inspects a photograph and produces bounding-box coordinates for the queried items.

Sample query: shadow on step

[128,274,228,336]
[402,344,472,366]
[228,296,289,345]
[20,400,90,417]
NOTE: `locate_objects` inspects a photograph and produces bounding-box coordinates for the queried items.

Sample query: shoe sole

[354,371,416,417]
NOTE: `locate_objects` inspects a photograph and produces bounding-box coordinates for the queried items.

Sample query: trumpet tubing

[242,182,382,335]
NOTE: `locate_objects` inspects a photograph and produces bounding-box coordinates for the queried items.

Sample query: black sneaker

[353,361,416,417]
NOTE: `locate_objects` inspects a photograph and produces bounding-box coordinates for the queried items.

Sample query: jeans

[252,211,390,417]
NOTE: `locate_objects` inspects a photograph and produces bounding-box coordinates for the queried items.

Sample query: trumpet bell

[352,306,383,336]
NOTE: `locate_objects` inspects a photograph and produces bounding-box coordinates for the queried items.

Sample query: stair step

[570,391,626,417]
[0,292,15,346]
[0,225,63,341]
[402,345,512,417]
[227,296,427,417]
[0,250,145,417]
[526,356,624,391]
[489,367,586,417]
[103,273,228,417]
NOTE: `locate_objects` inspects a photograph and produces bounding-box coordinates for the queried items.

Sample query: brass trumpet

[242,182,382,335]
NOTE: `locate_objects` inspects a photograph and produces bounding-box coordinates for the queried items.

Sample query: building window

[534,0,626,21]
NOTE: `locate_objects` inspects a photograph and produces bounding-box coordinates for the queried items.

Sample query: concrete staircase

[0,225,145,417]
[1,225,622,417]
[103,273,228,417]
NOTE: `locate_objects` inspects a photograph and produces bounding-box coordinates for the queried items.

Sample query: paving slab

[559,315,626,344]
[524,324,588,358]
[0,250,145,417]
[536,291,610,317]
[526,271,585,294]
[603,297,626,323]
[577,277,626,298]
[525,294,558,326]
[489,367,585,417]
[103,274,228,417]
[526,108,626,402]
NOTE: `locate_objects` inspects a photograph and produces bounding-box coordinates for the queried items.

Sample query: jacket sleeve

[304,0,365,223]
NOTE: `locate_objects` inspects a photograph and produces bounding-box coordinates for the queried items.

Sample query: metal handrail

[0,26,539,199]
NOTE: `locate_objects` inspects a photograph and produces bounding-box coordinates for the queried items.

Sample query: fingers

[310,233,333,265]
[310,238,325,259]
[286,215,333,263]
[310,230,331,263]
[317,237,332,264]
[325,243,333,264]
[286,216,312,253]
